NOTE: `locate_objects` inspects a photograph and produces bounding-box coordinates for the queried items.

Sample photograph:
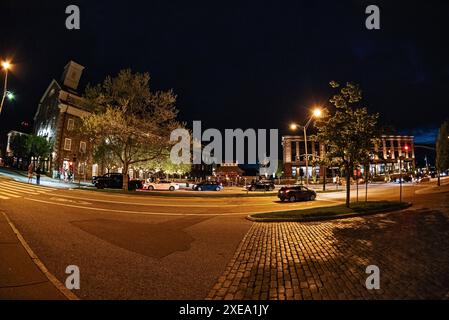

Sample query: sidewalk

[0,212,66,300]
[0,167,92,189]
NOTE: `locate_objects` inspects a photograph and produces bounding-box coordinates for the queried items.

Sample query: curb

[1,211,80,300]
[246,202,413,223]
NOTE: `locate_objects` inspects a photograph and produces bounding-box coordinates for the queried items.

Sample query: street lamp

[2,61,11,70]
[399,145,409,203]
[6,91,14,101]
[0,60,12,115]
[290,107,323,186]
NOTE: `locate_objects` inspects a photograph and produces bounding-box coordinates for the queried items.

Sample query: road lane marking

[1,211,79,300]
[7,180,57,191]
[0,183,42,195]
[24,197,342,217]
[49,197,92,205]
[38,193,340,208]
[40,193,283,207]
[0,187,21,195]
[2,181,50,190]
[0,191,21,198]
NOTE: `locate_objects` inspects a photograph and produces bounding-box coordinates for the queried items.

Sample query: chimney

[61,60,85,91]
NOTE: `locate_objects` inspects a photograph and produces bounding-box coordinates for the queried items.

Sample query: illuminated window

[67,119,75,131]
[80,141,86,153]
[79,163,85,175]
[64,138,72,151]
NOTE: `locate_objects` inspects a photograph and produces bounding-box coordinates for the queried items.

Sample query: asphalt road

[0,176,445,299]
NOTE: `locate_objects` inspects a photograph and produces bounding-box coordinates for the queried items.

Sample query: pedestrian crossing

[0,180,57,200]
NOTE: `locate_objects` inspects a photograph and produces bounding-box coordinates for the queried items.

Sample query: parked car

[245,180,275,191]
[278,185,316,202]
[192,181,223,191]
[417,176,430,183]
[93,173,142,190]
[143,180,179,191]
[391,175,413,183]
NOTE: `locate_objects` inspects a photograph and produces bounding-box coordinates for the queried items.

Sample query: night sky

[1,0,448,149]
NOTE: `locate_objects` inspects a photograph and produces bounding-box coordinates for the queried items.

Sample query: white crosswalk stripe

[0,191,21,198]
[7,180,56,191]
[0,180,56,200]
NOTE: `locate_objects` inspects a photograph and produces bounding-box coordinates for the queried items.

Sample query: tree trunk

[365,163,369,202]
[322,166,326,191]
[345,164,351,208]
[122,163,129,192]
[437,170,441,186]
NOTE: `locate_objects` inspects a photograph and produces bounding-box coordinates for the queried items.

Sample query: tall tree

[92,142,119,175]
[81,69,180,191]
[139,148,191,179]
[315,81,379,207]
[9,134,52,163]
[9,134,29,159]
[26,135,52,160]
[436,120,449,186]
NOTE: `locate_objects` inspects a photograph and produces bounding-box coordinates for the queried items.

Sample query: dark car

[245,180,275,191]
[278,185,317,202]
[93,173,142,191]
[390,174,413,183]
[193,181,223,191]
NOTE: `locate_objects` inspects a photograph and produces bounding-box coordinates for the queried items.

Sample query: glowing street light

[2,61,11,70]
[290,107,324,185]
[313,108,322,118]
[6,91,14,101]
[1,59,13,115]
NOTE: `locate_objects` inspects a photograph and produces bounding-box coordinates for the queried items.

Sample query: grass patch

[250,201,411,221]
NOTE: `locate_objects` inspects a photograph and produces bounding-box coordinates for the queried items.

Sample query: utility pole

[304,126,309,186]
[0,60,12,115]
[290,108,323,187]
[356,165,359,202]
[365,163,369,202]
[399,156,403,203]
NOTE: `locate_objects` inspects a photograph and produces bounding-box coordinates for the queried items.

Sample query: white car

[143,180,180,191]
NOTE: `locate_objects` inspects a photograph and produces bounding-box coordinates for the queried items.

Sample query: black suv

[93,173,142,190]
[245,180,275,191]
[278,185,317,202]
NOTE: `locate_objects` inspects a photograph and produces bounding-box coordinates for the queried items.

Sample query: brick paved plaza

[207,208,449,300]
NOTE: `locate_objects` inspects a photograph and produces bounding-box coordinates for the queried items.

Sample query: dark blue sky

[1,0,448,145]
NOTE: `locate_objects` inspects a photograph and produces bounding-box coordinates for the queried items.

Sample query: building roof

[215,165,244,175]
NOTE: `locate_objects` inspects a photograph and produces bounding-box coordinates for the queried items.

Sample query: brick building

[33,61,94,181]
[282,135,415,180]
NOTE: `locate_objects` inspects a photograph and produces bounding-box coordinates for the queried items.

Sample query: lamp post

[399,156,404,202]
[291,108,322,186]
[0,60,12,115]
[399,145,409,203]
